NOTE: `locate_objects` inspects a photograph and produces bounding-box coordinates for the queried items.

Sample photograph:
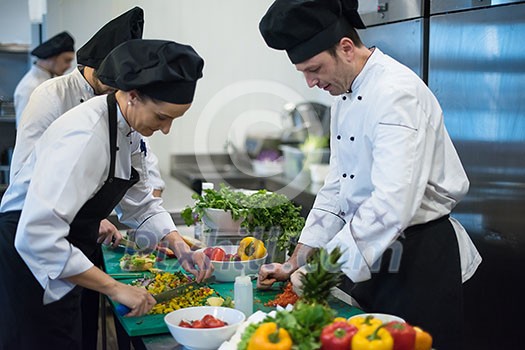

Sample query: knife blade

[115,276,216,316]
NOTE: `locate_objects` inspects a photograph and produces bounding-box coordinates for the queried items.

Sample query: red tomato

[210,247,226,261]
[178,320,192,328]
[202,314,226,328]
[190,320,205,328]
[203,247,214,259]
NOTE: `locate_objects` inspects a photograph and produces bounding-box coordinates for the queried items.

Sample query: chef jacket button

[357,96,362,100]
[80,98,85,103]
[350,136,355,141]
[337,135,341,140]
[342,96,347,101]
[340,211,346,216]
[350,174,355,179]
[342,173,347,178]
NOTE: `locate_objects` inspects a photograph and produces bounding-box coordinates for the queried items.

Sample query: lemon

[206,296,224,306]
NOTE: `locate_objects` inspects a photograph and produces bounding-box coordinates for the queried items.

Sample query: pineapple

[299,246,344,305]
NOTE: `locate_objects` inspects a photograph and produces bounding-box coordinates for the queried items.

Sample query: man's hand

[257,243,314,290]
[256,262,297,290]
[98,219,122,248]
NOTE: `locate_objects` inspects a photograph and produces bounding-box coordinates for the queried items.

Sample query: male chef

[256,1,482,349]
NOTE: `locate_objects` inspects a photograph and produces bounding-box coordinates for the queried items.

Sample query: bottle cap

[235,268,251,284]
[202,182,214,191]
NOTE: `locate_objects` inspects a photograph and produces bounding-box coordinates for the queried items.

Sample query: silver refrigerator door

[359,18,425,79]
[429,3,525,349]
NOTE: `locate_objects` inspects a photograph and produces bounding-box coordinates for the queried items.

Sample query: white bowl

[202,245,267,282]
[349,313,405,324]
[252,159,283,176]
[202,208,244,232]
[164,306,246,350]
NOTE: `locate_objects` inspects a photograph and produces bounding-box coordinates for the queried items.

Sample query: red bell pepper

[320,321,358,350]
[384,321,416,350]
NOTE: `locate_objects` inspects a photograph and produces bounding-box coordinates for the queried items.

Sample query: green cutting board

[102,246,362,337]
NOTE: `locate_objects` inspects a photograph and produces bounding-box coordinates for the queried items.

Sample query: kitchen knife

[115,276,216,316]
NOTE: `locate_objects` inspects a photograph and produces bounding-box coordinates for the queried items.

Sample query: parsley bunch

[181,184,304,253]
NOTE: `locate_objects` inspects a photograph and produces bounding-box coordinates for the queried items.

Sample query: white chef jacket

[299,48,481,284]
[13,64,53,128]
[0,95,176,304]
[11,67,165,191]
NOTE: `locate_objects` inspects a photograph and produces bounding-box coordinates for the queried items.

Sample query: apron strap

[106,93,118,180]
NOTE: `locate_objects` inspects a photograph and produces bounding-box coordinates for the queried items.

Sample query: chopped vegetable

[264,282,299,307]
[130,272,215,314]
[119,253,156,271]
[178,314,227,328]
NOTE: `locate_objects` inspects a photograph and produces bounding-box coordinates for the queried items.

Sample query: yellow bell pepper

[247,322,292,350]
[352,325,394,350]
[413,326,433,350]
[349,315,383,330]
[238,236,267,260]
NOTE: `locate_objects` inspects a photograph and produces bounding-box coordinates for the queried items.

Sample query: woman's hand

[108,282,157,317]
[178,250,214,282]
[162,231,214,282]
[97,219,122,247]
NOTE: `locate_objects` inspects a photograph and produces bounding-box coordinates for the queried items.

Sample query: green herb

[238,301,335,350]
[181,184,304,253]
[237,322,261,350]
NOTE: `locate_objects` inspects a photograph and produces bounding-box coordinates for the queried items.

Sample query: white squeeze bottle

[234,268,253,317]
[194,182,214,241]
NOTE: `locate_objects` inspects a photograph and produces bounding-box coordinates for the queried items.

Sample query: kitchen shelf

[0,43,29,54]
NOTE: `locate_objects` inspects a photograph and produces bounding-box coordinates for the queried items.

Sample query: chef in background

[13,31,75,127]
[256,1,481,349]
[0,39,212,349]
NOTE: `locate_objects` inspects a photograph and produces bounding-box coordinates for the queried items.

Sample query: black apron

[340,215,463,350]
[0,93,139,350]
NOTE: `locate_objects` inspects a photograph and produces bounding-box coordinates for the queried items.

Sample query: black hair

[327,27,364,57]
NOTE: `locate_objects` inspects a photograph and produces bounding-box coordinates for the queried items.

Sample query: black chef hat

[97,39,204,104]
[259,0,366,64]
[31,31,75,59]
[76,6,144,69]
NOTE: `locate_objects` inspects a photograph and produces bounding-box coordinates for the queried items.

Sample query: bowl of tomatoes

[202,244,267,282]
[164,306,246,350]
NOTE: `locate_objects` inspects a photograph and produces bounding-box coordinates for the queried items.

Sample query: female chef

[0,39,210,349]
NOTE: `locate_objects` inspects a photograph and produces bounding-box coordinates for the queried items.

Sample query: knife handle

[115,304,131,316]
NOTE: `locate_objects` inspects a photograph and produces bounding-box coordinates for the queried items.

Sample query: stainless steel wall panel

[359,19,425,78]
[428,5,525,348]
[431,0,525,14]
[359,0,424,26]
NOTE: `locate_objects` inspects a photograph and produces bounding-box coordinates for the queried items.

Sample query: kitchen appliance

[281,101,331,145]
